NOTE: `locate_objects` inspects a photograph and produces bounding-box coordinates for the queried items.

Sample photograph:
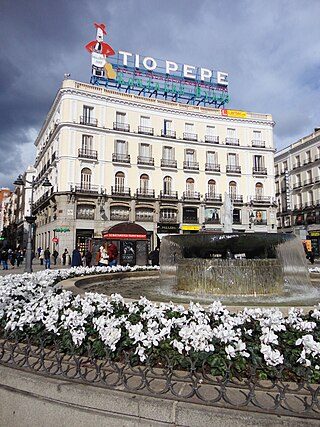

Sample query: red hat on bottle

[94,23,107,35]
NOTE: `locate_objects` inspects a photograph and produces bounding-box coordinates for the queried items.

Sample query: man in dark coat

[71,247,82,267]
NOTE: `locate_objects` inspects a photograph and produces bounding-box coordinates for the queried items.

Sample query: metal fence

[0,333,319,420]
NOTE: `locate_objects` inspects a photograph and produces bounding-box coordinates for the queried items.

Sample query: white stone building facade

[26,79,276,262]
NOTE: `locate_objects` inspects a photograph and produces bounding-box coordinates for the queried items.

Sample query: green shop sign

[54,228,70,233]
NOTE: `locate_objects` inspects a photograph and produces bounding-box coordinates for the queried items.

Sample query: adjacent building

[275,128,320,253]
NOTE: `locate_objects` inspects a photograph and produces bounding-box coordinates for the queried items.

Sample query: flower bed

[0,266,319,383]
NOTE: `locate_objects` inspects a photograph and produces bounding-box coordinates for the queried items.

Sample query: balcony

[183,161,199,171]
[292,162,301,170]
[250,195,271,204]
[303,158,312,165]
[158,216,178,223]
[183,132,198,141]
[251,140,266,148]
[161,159,177,168]
[161,129,176,139]
[226,165,241,174]
[225,137,239,146]
[205,135,219,144]
[205,218,221,224]
[314,176,320,184]
[292,182,302,189]
[304,201,315,209]
[182,191,200,201]
[253,167,267,175]
[78,148,98,160]
[111,186,131,197]
[112,153,130,163]
[80,116,98,127]
[135,189,155,199]
[205,193,222,202]
[72,184,100,194]
[304,178,314,186]
[138,126,154,135]
[113,122,130,132]
[159,191,178,200]
[230,194,243,203]
[205,163,220,172]
[137,156,154,166]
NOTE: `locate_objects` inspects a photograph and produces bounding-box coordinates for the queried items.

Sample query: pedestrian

[62,248,68,266]
[71,247,82,267]
[10,250,16,268]
[16,249,23,267]
[53,249,59,265]
[44,247,51,269]
[108,242,118,267]
[37,247,41,258]
[39,248,44,265]
[85,250,93,267]
[148,247,160,266]
[1,248,9,270]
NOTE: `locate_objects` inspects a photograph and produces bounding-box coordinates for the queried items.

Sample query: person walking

[44,247,51,269]
[148,247,160,266]
[62,249,68,266]
[53,249,59,265]
[39,249,44,265]
[1,248,9,270]
[71,247,82,267]
[85,250,93,268]
[107,242,118,267]
[10,250,16,268]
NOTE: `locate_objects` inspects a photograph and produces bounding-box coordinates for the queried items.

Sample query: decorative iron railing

[0,334,319,420]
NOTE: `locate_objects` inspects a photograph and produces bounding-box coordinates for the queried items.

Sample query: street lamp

[13,174,52,273]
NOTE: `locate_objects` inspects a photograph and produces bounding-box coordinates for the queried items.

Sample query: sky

[1,0,320,190]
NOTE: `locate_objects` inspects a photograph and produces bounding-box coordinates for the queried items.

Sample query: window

[185,123,194,133]
[308,191,314,205]
[306,151,311,163]
[206,151,216,164]
[115,140,126,154]
[115,171,125,192]
[208,179,216,195]
[139,174,149,193]
[307,170,312,183]
[135,208,154,222]
[163,176,172,195]
[295,155,300,167]
[186,177,195,194]
[254,155,264,170]
[228,153,237,167]
[163,146,173,160]
[283,161,288,172]
[116,112,126,123]
[227,128,236,138]
[81,168,92,190]
[110,206,130,221]
[164,120,173,132]
[185,149,195,165]
[140,116,150,127]
[229,181,237,197]
[255,182,263,198]
[76,204,95,220]
[253,130,261,140]
[139,143,151,158]
[82,135,93,151]
[206,126,215,136]
[160,208,177,221]
[82,105,93,123]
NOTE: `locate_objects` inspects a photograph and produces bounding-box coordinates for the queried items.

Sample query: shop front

[156,223,180,246]
[102,223,151,266]
[307,231,320,256]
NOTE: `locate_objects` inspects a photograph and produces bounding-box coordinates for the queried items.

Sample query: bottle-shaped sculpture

[223,192,233,233]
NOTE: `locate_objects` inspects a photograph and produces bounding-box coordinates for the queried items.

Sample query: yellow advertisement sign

[182,225,201,231]
[221,109,247,119]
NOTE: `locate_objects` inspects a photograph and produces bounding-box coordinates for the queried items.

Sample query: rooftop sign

[86,23,229,107]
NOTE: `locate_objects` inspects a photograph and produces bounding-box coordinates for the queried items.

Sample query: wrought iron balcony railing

[161,159,177,168]
[205,193,222,202]
[80,116,98,127]
[225,137,239,146]
[161,129,176,138]
[183,161,199,170]
[205,163,220,172]
[251,139,266,148]
[182,191,200,200]
[226,165,241,174]
[112,153,130,163]
[138,126,154,135]
[159,191,178,200]
[111,186,131,197]
[78,149,98,160]
[253,167,267,175]
[113,122,130,132]
[183,132,198,141]
[135,189,155,199]
[205,135,219,144]
[137,156,154,166]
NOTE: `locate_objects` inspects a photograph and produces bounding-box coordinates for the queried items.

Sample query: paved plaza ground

[0,259,71,276]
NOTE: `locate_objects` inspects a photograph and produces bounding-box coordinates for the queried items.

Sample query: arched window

[140,174,149,193]
[208,179,216,196]
[229,181,237,198]
[186,177,194,195]
[163,176,172,195]
[115,171,125,192]
[255,182,263,199]
[81,168,92,190]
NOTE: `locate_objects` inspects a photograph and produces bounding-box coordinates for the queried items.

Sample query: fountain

[158,232,319,304]
[222,192,233,234]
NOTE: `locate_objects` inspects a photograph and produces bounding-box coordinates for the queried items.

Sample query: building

[275,128,320,253]
[15,76,276,264]
[0,187,11,241]
[13,24,277,264]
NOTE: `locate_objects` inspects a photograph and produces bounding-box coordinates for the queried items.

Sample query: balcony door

[81,168,92,190]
